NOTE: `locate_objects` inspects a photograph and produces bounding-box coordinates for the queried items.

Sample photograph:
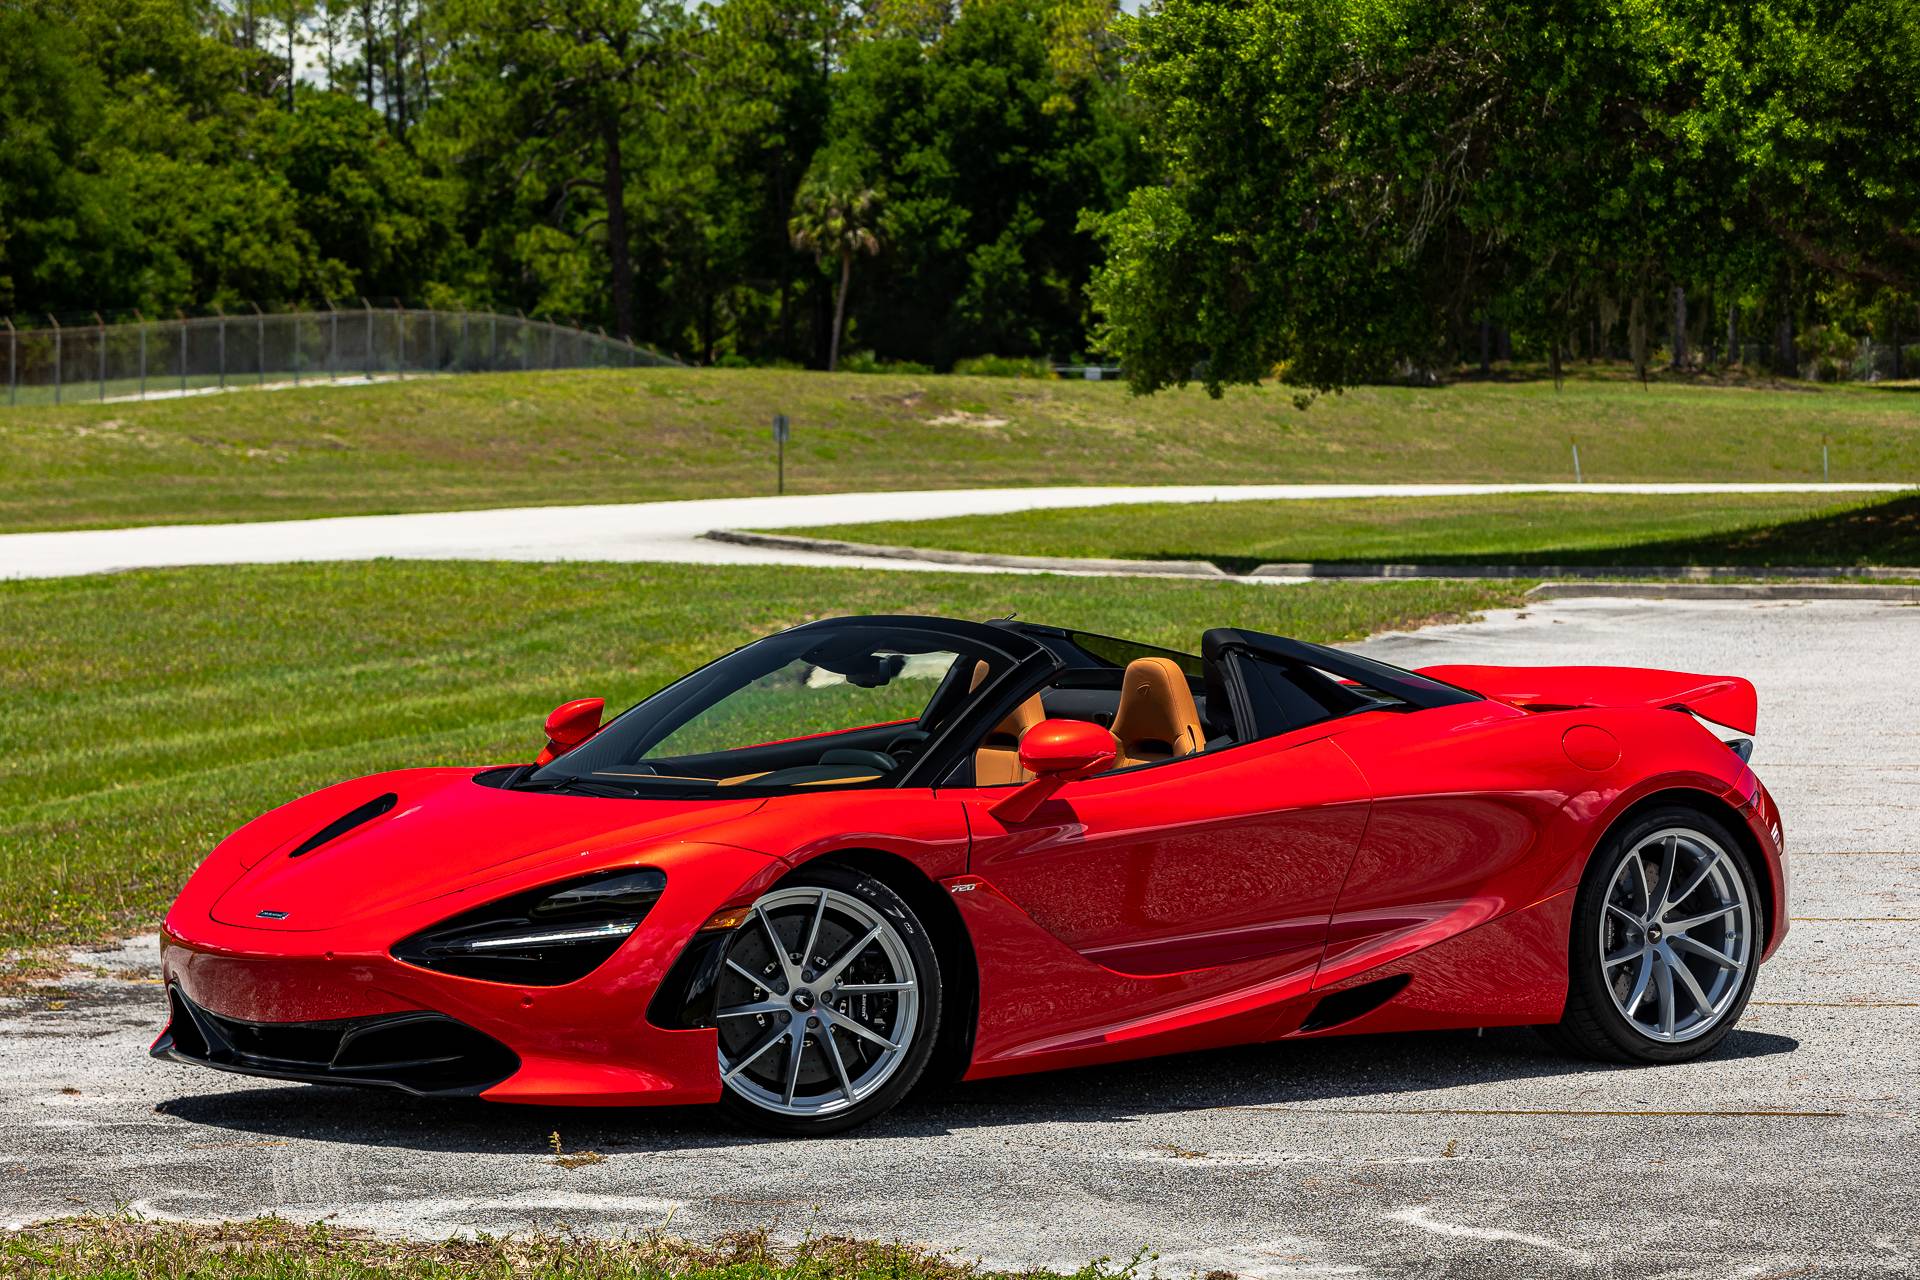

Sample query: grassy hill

[4,365,1918,533]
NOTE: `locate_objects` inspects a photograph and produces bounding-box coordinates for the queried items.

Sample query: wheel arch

[789,847,980,1089]
[1592,786,1774,951]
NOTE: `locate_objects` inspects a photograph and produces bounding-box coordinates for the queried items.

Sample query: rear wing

[1415,664,1758,735]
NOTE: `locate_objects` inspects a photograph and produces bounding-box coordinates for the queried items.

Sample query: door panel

[961,736,1371,979]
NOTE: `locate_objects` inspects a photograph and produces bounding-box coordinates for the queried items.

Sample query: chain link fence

[1,307,680,407]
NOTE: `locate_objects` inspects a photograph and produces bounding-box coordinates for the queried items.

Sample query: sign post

[773,413,791,495]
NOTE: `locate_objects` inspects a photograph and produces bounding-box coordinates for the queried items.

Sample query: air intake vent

[1299,973,1412,1033]
[289,792,398,858]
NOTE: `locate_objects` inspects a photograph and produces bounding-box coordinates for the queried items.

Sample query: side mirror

[991,719,1117,823]
[536,697,604,766]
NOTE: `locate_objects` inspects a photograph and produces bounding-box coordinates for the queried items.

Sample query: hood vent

[288,792,398,858]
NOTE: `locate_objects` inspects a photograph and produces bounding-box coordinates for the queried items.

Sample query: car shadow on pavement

[151,1024,1798,1153]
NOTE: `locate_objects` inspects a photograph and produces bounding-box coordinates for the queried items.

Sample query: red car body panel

[157,645,1788,1107]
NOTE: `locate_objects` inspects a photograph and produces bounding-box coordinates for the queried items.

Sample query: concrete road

[1,482,1906,580]
[4,596,1917,1277]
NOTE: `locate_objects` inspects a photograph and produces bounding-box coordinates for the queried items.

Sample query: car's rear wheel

[1543,806,1761,1063]
[713,864,941,1135]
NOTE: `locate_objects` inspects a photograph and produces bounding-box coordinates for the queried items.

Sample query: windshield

[530,621,1012,793]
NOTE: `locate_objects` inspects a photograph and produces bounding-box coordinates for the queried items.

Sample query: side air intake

[1298,974,1412,1033]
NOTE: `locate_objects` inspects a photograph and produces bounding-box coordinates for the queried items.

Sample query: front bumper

[156,842,788,1107]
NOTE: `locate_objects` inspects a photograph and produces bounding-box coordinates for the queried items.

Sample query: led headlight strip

[391,868,666,985]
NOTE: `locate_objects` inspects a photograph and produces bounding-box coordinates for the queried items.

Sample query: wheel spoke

[1623,950,1654,1016]
[821,1022,856,1102]
[781,1027,805,1106]
[801,890,829,967]
[1668,851,1722,909]
[1605,902,1644,929]
[724,957,777,991]
[1604,941,1648,968]
[1623,850,1652,915]
[834,981,914,993]
[1654,949,1677,1035]
[754,906,799,987]
[1667,904,1738,934]
[1666,945,1714,1016]
[1652,835,1682,912]
[1670,933,1740,970]
[818,924,883,986]
[722,1025,786,1081]
[715,1000,786,1020]
[826,1007,901,1052]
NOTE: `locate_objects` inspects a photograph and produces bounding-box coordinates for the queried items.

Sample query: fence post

[393,298,405,380]
[326,298,338,381]
[50,315,61,405]
[490,312,497,368]
[519,311,529,371]
[427,307,436,373]
[177,309,188,394]
[5,317,14,406]
[361,297,373,379]
[251,302,265,385]
[136,309,147,399]
[460,311,469,373]
[94,312,106,401]
[215,305,226,390]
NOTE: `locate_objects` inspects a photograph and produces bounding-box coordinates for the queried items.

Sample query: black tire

[1542,804,1763,1064]
[714,863,943,1136]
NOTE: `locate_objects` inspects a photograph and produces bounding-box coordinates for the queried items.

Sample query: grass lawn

[4,1218,1117,1280]
[780,491,1920,573]
[0,560,1526,957]
[4,365,1919,533]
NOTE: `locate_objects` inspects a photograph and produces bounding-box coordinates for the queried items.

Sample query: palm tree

[789,166,882,373]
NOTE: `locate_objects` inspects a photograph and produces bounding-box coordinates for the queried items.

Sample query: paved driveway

[4,596,1916,1277]
[1,482,1904,580]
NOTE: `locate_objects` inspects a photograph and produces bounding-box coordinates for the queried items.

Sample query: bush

[951,354,1053,378]
[837,350,934,375]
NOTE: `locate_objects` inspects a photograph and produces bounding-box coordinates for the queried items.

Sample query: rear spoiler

[1416,664,1758,735]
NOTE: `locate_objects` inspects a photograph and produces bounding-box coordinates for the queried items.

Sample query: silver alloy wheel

[1600,826,1753,1043]
[714,885,920,1118]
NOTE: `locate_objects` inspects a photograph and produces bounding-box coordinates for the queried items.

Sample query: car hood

[209,767,767,932]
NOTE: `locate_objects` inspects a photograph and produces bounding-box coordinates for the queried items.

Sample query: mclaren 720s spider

[155,614,1786,1133]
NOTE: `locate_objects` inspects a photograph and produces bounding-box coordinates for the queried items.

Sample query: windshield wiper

[513,775,646,799]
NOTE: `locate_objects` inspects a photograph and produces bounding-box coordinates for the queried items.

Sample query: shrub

[838,350,934,375]
[951,354,1053,378]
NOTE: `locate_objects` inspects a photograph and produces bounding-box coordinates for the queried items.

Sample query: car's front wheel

[713,864,941,1135]
[1544,806,1762,1063]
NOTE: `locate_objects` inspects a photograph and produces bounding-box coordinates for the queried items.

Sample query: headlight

[391,868,666,985]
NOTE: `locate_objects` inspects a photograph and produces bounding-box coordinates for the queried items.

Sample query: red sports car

[155,615,1786,1134]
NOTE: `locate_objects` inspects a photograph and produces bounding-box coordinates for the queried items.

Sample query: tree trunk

[1669,285,1689,369]
[1629,290,1649,383]
[1893,312,1904,380]
[1727,301,1737,365]
[1478,319,1490,374]
[828,250,851,372]
[601,113,634,341]
[361,0,376,111]
[1775,314,1796,375]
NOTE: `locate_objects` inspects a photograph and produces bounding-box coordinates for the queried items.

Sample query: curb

[702,529,1228,578]
[1528,581,1920,602]
[1244,561,1920,581]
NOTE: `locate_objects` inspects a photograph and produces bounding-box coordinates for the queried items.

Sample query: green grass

[781,491,1920,573]
[0,560,1526,956]
[3,365,1918,533]
[4,1218,1122,1280]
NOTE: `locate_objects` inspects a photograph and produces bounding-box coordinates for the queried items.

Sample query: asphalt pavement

[3,596,1916,1277]
[1,482,1906,580]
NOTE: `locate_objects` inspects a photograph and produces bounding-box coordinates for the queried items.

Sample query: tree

[788,162,881,371]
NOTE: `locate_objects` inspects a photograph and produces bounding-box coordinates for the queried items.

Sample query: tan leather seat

[970,661,1047,786]
[1111,657,1205,768]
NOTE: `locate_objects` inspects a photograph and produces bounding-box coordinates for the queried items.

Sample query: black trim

[153,986,518,1096]
[1298,974,1413,1032]
[1203,629,1483,711]
[288,793,397,858]
[645,930,731,1029]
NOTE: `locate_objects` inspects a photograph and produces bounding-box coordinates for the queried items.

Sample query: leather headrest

[1111,657,1203,760]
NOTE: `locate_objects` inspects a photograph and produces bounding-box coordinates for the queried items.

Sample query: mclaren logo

[256,909,290,920]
